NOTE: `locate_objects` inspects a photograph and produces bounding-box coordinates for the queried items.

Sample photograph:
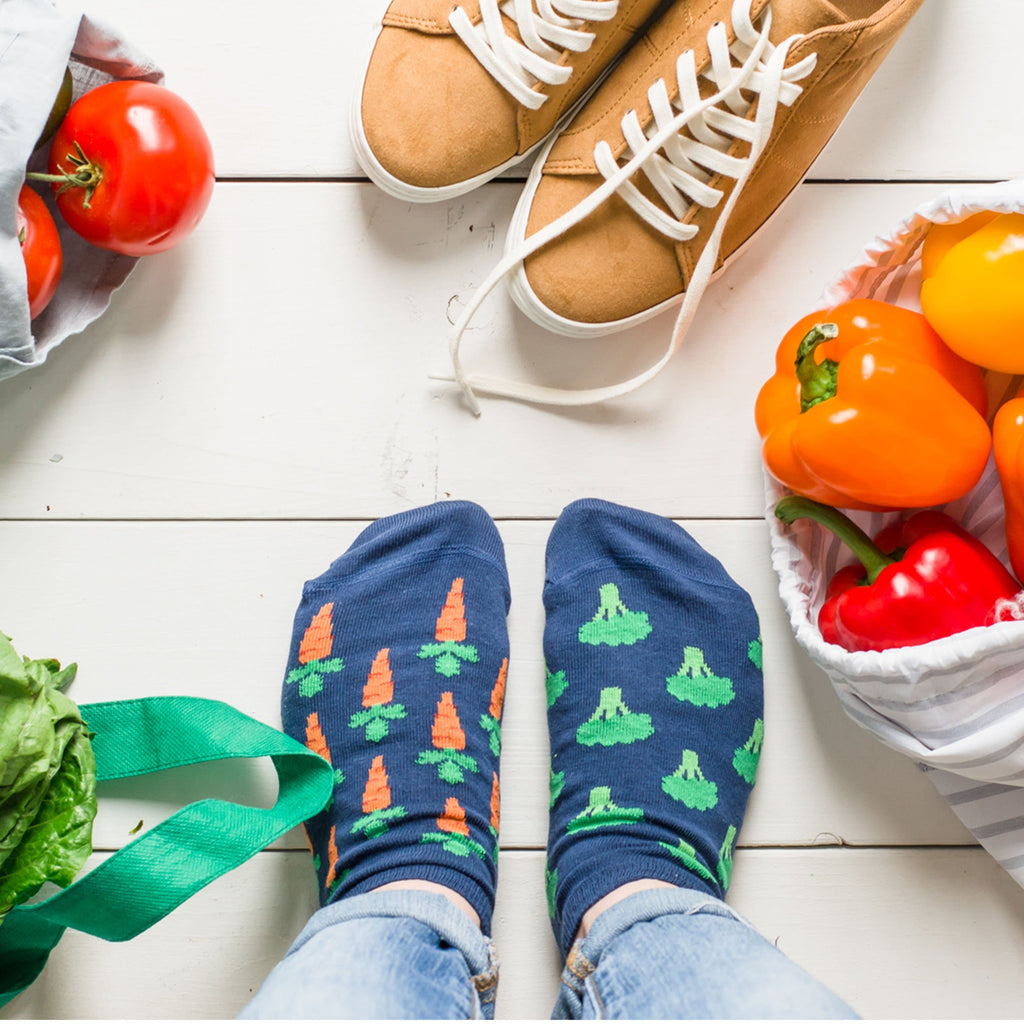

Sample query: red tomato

[17,185,63,319]
[46,81,214,256]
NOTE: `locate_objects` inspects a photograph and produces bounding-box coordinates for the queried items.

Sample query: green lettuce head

[0,634,96,925]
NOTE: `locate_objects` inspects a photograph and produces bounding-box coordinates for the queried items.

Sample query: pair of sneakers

[351,0,927,410]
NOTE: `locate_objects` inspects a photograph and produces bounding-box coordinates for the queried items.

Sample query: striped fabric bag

[767,177,1024,885]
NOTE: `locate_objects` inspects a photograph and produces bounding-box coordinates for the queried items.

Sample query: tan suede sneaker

[440,0,926,412]
[351,0,671,201]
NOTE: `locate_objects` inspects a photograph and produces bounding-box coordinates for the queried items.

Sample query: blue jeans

[240,886,857,1019]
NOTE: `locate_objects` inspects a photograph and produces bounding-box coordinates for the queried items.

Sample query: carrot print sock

[279,501,511,933]
[542,499,764,954]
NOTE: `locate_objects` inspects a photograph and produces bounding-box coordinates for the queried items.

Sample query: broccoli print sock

[543,499,764,954]
[280,501,510,934]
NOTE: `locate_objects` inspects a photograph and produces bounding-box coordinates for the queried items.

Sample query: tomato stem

[25,142,102,209]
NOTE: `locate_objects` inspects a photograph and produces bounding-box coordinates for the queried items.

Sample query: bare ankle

[575,879,678,944]
[369,879,482,929]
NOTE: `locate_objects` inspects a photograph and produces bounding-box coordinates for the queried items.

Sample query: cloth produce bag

[0,0,162,383]
[0,695,334,1007]
[766,177,1024,888]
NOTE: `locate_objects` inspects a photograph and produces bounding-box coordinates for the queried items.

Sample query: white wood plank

[0,181,970,519]
[4,847,1024,1020]
[0,519,972,849]
[70,0,1024,182]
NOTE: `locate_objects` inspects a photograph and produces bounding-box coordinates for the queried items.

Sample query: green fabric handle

[0,696,333,1007]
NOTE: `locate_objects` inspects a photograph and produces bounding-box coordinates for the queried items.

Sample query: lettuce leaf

[0,633,96,925]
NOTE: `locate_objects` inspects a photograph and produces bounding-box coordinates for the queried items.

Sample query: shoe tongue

[766,0,849,41]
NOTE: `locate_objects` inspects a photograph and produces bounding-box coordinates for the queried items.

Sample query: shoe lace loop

[449,0,620,110]
[594,3,813,241]
[435,0,818,413]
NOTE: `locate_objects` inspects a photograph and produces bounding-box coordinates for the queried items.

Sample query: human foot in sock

[280,501,511,933]
[543,499,764,952]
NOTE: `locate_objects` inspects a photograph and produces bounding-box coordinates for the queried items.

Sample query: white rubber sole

[349,74,545,204]
[504,134,783,338]
[505,114,857,339]
[504,138,683,337]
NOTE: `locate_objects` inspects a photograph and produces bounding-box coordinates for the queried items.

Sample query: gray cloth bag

[766,178,1024,889]
[1,0,162,383]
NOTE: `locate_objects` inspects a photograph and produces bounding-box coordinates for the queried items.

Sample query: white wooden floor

[4,0,1024,1018]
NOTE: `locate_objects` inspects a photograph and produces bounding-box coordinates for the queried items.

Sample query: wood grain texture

[0,519,972,854]
[5,848,1024,1020]
[3,0,1024,1018]
[75,0,1024,182]
[0,182,978,520]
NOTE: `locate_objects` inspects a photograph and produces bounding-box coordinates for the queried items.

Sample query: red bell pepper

[775,496,1022,652]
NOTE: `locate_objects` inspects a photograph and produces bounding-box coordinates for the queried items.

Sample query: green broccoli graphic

[662,750,718,810]
[549,767,565,808]
[545,864,558,920]
[717,825,738,889]
[665,646,735,708]
[578,583,652,647]
[659,837,717,886]
[546,665,568,708]
[576,687,654,747]
[732,718,763,784]
[748,636,763,670]
[566,786,645,833]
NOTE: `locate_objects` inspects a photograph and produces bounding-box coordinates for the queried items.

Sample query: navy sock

[543,499,764,953]
[280,501,511,933]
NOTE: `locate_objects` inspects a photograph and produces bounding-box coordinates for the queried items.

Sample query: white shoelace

[450,0,620,109]
[435,0,818,413]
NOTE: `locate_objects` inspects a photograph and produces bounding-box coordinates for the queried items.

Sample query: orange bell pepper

[921,212,1024,373]
[755,299,990,510]
[993,385,1024,583]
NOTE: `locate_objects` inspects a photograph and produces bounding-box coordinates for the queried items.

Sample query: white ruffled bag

[0,0,162,383]
[767,177,1024,886]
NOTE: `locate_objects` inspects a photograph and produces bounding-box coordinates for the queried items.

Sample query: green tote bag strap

[0,696,334,1007]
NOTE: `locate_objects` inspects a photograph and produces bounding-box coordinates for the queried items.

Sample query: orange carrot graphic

[490,773,500,834]
[324,825,339,888]
[417,692,478,784]
[421,798,487,860]
[363,755,391,812]
[432,692,466,750]
[362,648,393,706]
[287,603,345,697]
[305,712,331,763]
[418,579,479,678]
[349,648,408,742]
[351,755,407,837]
[480,659,507,756]
[437,797,470,836]
[489,658,508,719]
[299,603,335,663]
[436,578,467,642]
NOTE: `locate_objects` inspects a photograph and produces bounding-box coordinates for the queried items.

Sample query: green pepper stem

[25,142,102,209]
[796,322,840,413]
[774,495,895,585]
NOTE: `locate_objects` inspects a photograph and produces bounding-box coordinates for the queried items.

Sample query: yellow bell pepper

[921,212,1024,372]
